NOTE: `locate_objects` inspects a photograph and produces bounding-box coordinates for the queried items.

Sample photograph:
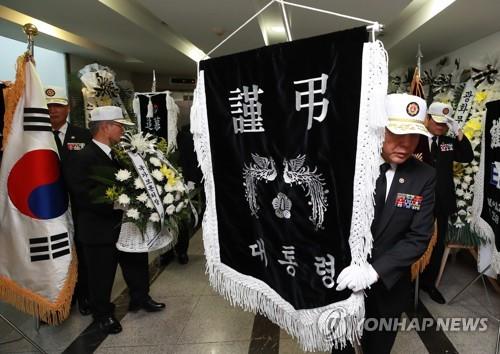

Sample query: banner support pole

[0,312,47,353]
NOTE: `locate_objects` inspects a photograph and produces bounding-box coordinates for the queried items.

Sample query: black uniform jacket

[415,134,473,215]
[64,141,122,245]
[59,124,92,162]
[369,157,436,314]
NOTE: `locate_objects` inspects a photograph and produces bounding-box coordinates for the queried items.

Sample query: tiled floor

[1,229,499,353]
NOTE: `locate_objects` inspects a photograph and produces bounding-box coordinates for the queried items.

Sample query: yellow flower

[462,117,482,141]
[160,165,174,178]
[474,91,488,103]
[160,164,178,186]
[168,177,177,186]
[105,186,118,200]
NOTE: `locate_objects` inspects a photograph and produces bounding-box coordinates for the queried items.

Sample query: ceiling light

[270,26,285,34]
[0,5,125,60]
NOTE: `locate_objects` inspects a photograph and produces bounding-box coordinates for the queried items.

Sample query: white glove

[336,263,379,292]
[446,116,461,136]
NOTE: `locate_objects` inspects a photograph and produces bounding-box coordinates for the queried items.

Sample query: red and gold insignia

[442,107,450,115]
[406,102,419,117]
[45,88,55,97]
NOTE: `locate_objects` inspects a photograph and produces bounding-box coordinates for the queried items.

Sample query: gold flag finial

[22,23,38,60]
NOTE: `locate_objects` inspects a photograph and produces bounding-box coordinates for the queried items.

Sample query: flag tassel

[0,248,78,325]
[2,55,27,147]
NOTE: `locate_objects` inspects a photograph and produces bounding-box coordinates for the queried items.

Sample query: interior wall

[0,36,66,89]
[422,29,500,71]
[391,29,500,76]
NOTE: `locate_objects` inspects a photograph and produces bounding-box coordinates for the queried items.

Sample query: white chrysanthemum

[130,133,155,154]
[164,184,175,193]
[149,213,160,222]
[186,181,195,191]
[163,193,174,204]
[453,177,460,185]
[463,192,472,200]
[457,200,467,207]
[175,202,184,212]
[456,189,464,196]
[174,182,186,193]
[461,182,468,189]
[175,192,181,201]
[136,192,148,203]
[115,169,132,182]
[166,205,175,215]
[149,157,161,167]
[134,178,145,189]
[118,194,130,206]
[463,175,473,183]
[126,208,140,220]
[151,169,164,181]
[472,166,479,172]
[146,200,154,209]
[465,167,473,174]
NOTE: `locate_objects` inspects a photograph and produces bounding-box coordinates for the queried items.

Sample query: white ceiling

[1,0,500,78]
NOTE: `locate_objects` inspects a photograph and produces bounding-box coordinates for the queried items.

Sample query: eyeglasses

[108,121,124,129]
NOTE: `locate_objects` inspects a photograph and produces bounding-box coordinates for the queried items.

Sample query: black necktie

[372,163,391,233]
[430,136,438,166]
[110,150,120,167]
[53,130,62,154]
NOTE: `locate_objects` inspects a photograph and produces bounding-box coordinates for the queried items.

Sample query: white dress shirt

[53,122,68,144]
[92,139,112,159]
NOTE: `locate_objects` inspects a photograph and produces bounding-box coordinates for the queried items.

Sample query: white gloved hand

[446,116,461,136]
[336,263,379,292]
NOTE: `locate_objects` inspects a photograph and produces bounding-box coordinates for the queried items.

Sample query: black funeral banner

[192,27,387,350]
[136,93,169,139]
[481,100,500,251]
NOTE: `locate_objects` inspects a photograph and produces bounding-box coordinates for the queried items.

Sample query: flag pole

[22,23,38,62]
[0,23,47,354]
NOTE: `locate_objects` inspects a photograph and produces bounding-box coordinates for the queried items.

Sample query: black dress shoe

[422,286,446,304]
[97,316,122,334]
[78,298,92,316]
[160,250,174,266]
[129,298,166,312]
[177,253,189,265]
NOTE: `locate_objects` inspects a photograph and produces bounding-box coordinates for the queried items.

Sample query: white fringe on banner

[471,114,500,274]
[166,91,179,150]
[190,39,388,352]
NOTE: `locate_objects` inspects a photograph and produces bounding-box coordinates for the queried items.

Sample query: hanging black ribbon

[389,75,401,88]
[422,69,434,86]
[471,64,498,88]
[431,73,454,94]
[93,72,120,98]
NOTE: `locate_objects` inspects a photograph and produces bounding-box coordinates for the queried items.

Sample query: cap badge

[442,107,450,115]
[406,102,420,117]
[45,88,55,97]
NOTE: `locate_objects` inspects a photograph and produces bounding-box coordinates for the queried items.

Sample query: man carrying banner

[64,106,165,334]
[335,93,436,354]
[45,85,92,316]
[414,101,473,303]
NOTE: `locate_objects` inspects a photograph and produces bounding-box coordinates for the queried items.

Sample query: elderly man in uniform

[64,106,165,334]
[45,86,92,315]
[45,86,91,160]
[415,102,473,304]
[334,93,436,354]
